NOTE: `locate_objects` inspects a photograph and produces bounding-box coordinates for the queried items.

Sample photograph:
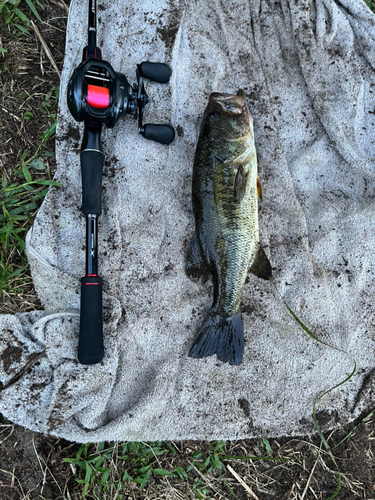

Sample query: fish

[186,89,272,365]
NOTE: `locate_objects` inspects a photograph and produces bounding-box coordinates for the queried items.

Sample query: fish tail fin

[189,310,244,365]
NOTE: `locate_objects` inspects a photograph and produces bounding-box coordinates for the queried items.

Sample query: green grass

[0,258,30,298]
[0,118,59,245]
[0,170,59,297]
[41,84,60,121]
[0,0,60,302]
[63,442,177,499]
[62,440,294,499]
[64,442,179,498]
[0,172,59,248]
[0,107,59,301]
[0,0,44,36]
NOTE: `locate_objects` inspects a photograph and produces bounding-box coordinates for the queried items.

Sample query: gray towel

[1,0,375,442]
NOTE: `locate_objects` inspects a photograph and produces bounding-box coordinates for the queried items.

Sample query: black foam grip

[78,276,104,365]
[80,150,104,215]
[143,124,175,145]
[139,62,171,84]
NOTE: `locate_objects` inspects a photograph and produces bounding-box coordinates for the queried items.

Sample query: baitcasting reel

[67,47,175,144]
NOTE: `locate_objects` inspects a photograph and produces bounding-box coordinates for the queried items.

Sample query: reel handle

[139,62,171,84]
[142,124,175,145]
[78,276,104,364]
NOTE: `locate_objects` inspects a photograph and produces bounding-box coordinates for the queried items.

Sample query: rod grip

[78,276,104,364]
[143,124,175,145]
[139,62,171,83]
[80,150,104,215]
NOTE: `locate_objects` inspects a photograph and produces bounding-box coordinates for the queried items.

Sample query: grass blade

[25,0,42,22]
[270,279,357,500]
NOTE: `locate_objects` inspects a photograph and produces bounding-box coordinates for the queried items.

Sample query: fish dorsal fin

[249,245,272,280]
[257,175,263,201]
[234,165,249,203]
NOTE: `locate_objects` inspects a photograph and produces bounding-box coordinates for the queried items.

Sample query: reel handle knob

[139,62,171,84]
[142,124,175,144]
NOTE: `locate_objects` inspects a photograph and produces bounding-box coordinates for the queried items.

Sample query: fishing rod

[67,0,175,364]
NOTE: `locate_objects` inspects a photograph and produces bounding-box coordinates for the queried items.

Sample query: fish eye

[208,111,220,120]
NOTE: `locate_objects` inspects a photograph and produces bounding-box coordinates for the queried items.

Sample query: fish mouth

[209,89,246,114]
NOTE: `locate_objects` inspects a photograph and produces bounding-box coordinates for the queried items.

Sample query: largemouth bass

[186,89,272,365]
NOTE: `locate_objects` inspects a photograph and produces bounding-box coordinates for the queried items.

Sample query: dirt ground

[0,2,375,499]
[0,411,374,499]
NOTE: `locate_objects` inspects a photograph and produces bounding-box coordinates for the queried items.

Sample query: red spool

[87,84,110,109]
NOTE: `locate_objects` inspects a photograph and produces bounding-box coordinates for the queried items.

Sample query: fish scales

[186,90,272,365]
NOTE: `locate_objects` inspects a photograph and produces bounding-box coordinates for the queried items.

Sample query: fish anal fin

[249,245,272,280]
[234,165,249,204]
[257,175,263,201]
[186,232,210,282]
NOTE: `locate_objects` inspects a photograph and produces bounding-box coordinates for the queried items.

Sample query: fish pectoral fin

[186,232,210,282]
[249,245,272,280]
[234,165,249,204]
[257,175,263,201]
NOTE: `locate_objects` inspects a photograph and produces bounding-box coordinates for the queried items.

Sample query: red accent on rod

[83,283,101,285]
[86,274,98,277]
[87,84,110,108]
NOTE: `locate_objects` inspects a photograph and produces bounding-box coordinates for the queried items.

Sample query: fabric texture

[1,0,375,442]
